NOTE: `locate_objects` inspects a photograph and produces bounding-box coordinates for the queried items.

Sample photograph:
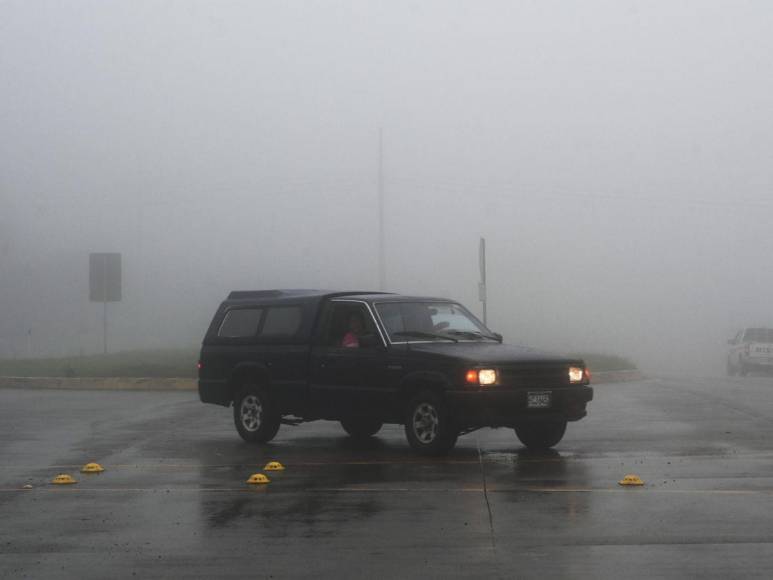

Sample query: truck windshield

[375,302,496,342]
[743,328,773,343]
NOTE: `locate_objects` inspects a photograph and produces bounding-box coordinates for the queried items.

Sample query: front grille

[498,365,570,388]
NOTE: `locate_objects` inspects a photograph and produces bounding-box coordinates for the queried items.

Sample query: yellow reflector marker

[618,474,644,486]
[264,461,285,471]
[51,474,77,485]
[246,473,270,485]
[81,463,105,474]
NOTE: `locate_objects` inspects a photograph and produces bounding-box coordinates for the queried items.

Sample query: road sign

[89,253,121,354]
[89,253,121,302]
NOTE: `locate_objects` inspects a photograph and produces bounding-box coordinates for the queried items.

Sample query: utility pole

[479,237,487,325]
[102,255,108,354]
[378,128,386,291]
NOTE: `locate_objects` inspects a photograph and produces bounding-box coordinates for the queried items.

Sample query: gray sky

[2,1,772,371]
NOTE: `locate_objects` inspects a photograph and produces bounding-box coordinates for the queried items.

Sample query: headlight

[465,369,497,386]
[478,369,497,386]
[569,366,585,383]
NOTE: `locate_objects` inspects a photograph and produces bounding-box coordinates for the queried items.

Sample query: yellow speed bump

[264,461,285,471]
[246,473,270,485]
[51,474,77,485]
[81,462,105,474]
[618,474,644,486]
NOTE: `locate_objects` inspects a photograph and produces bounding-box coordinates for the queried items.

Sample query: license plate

[527,391,552,409]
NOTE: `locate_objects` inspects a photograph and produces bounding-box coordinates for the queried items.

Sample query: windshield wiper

[392,331,458,342]
[446,330,499,341]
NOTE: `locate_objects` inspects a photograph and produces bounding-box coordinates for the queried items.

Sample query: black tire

[341,417,383,438]
[233,384,281,443]
[404,390,458,456]
[739,363,748,377]
[727,360,736,377]
[514,420,567,450]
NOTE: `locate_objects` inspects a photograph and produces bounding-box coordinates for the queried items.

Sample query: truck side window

[261,306,303,338]
[321,303,380,348]
[218,308,263,338]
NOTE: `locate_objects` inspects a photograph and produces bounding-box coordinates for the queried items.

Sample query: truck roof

[342,293,455,303]
[223,289,391,306]
[223,289,455,306]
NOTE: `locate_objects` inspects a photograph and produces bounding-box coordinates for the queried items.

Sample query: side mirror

[493,332,503,343]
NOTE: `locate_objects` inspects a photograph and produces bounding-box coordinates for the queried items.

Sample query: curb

[0,370,643,392]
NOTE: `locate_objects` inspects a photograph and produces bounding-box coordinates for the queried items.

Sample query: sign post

[479,237,487,325]
[89,253,122,354]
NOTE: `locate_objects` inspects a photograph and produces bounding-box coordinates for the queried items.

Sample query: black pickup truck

[198,290,593,455]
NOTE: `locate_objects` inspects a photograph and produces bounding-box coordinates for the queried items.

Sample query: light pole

[479,237,487,325]
[378,128,386,291]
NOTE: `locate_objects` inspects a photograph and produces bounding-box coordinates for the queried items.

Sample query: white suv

[727,328,773,376]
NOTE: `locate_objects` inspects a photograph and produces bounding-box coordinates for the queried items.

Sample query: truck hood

[404,342,583,366]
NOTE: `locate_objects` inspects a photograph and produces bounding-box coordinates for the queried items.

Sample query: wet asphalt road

[2,375,773,579]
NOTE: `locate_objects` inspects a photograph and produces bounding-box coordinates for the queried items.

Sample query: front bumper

[446,385,594,428]
[741,358,773,371]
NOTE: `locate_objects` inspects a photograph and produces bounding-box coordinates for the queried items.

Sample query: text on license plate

[527,391,552,408]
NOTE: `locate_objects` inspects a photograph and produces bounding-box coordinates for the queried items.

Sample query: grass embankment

[575,353,637,373]
[0,349,636,378]
[0,350,199,378]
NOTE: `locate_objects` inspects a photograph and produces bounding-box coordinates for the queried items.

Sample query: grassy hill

[574,353,637,373]
[0,349,199,378]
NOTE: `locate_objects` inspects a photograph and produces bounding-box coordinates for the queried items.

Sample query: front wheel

[341,417,383,438]
[233,385,281,443]
[404,390,458,456]
[514,420,567,450]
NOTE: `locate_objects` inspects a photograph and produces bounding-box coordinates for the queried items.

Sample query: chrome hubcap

[240,394,263,432]
[412,402,439,444]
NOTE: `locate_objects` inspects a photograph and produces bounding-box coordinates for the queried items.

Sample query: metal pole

[103,299,107,354]
[479,237,487,325]
[102,255,108,354]
[378,128,386,291]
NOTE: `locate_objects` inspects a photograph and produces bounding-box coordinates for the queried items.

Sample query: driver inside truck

[341,312,364,348]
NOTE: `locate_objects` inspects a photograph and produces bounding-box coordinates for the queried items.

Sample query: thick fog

[2,1,772,373]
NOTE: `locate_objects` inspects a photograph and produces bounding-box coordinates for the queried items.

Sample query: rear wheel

[404,390,458,456]
[514,420,567,450]
[726,360,736,377]
[341,417,383,438]
[233,384,281,443]
[739,363,749,377]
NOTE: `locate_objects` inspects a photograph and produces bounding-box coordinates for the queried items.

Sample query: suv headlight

[466,369,497,386]
[478,369,497,386]
[569,366,585,383]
